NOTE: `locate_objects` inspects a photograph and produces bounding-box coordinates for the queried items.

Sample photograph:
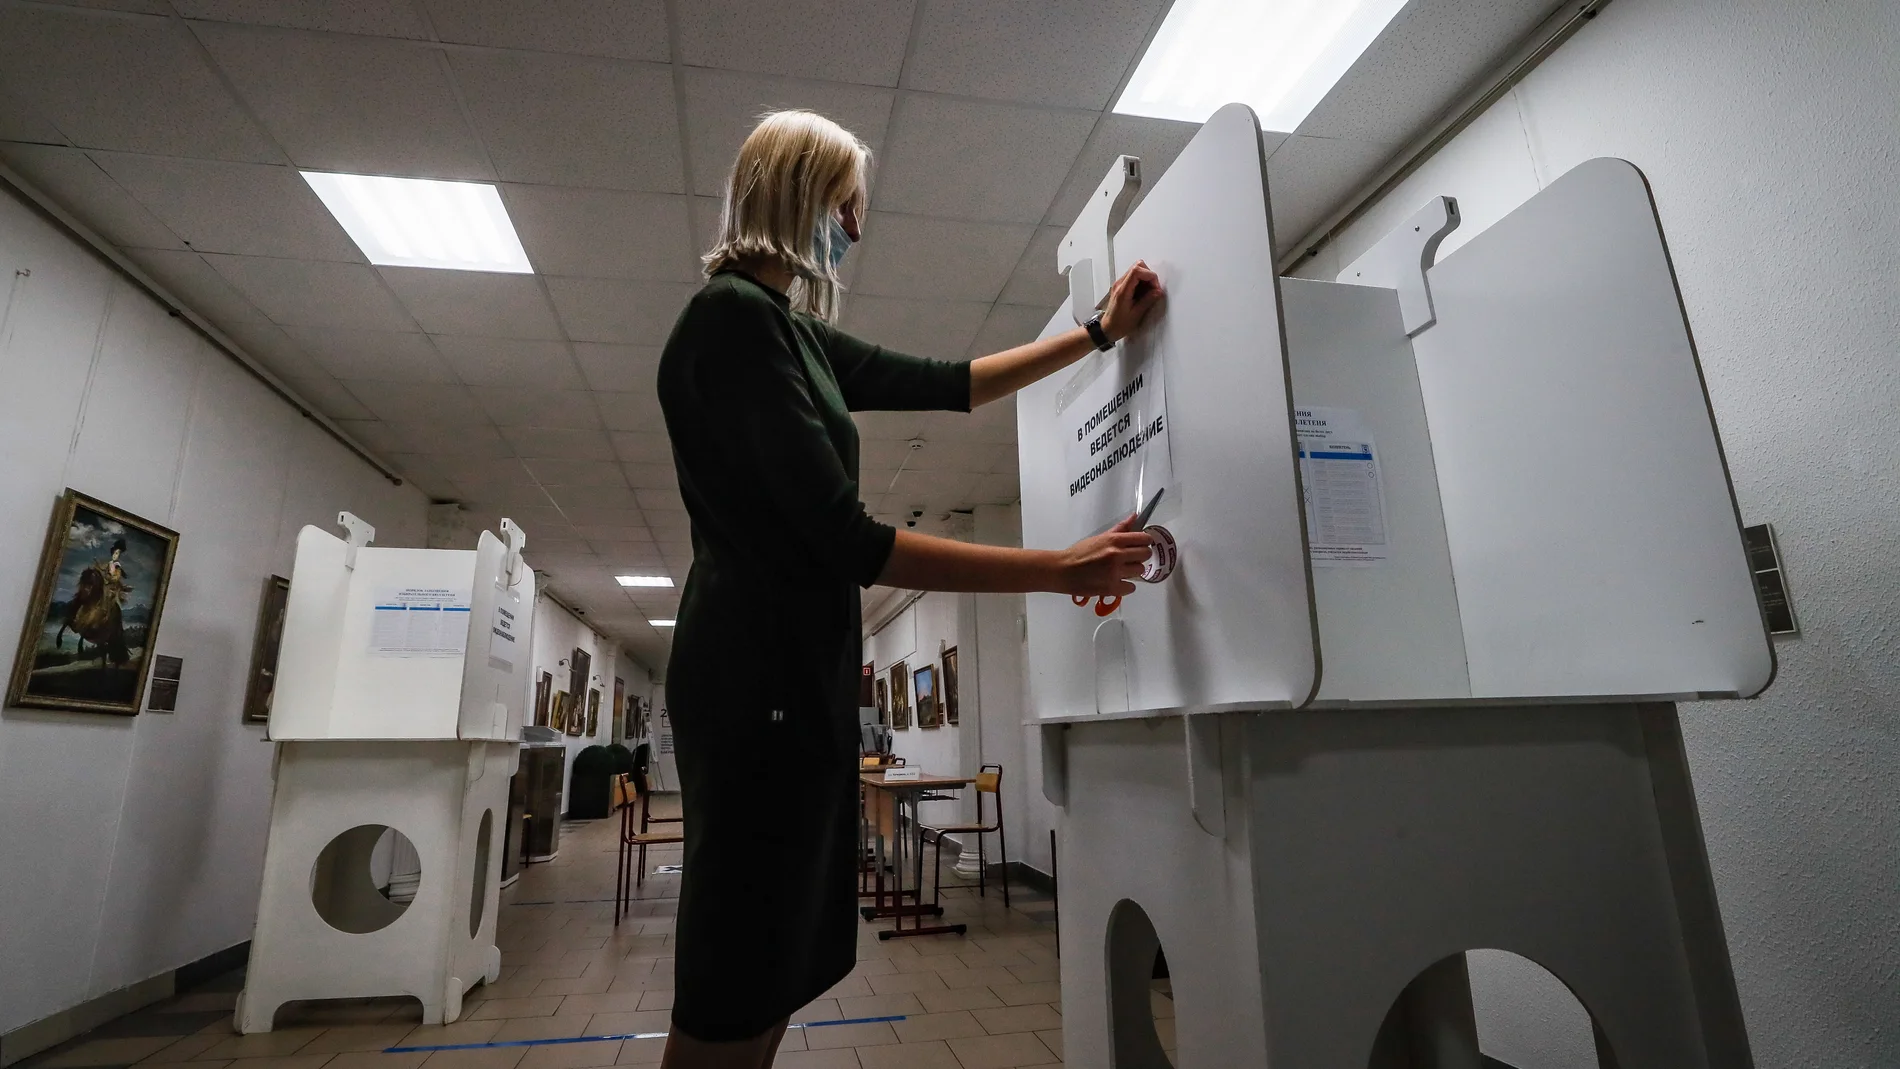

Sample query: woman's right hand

[1048,515,1154,597]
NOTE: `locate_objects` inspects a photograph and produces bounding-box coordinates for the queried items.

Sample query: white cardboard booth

[1020,103,1773,1068]
[235,514,535,1031]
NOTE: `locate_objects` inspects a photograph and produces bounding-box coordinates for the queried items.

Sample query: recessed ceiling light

[615,575,674,588]
[649,619,676,627]
[301,171,533,273]
[1114,0,1410,128]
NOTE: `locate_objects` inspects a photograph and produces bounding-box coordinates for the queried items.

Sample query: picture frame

[7,489,180,715]
[888,660,910,730]
[534,672,552,728]
[565,690,584,736]
[915,663,939,729]
[612,677,625,741]
[551,690,569,733]
[568,647,591,710]
[875,677,889,726]
[241,574,291,724]
[942,646,960,726]
[586,688,600,737]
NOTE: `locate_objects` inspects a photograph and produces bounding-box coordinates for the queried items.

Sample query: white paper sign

[369,585,472,657]
[1296,406,1389,567]
[488,596,520,669]
[1059,350,1173,540]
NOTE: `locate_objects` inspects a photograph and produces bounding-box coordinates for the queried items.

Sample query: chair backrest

[975,764,1002,794]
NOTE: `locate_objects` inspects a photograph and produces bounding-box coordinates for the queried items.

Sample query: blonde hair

[703,110,870,320]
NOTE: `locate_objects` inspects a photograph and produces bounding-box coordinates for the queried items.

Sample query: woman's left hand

[1100,260,1166,343]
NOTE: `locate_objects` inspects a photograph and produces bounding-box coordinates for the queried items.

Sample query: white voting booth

[1022,104,1773,1067]
[235,513,535,1031]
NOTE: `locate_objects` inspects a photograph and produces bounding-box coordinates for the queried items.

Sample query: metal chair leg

[977,834,987,899]
[997,818,1010,909]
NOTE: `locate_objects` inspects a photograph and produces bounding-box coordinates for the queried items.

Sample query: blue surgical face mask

[814,212,852,272]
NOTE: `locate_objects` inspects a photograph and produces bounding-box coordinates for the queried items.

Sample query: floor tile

[1034,1029,1063,1060]
[768,1051,858,1069]
[579,1011,670,1036]
[516,1040,625,1069]
[972,1004,1061,1035]
[198,1031,323,1060]
[222,1055,335,1069]
[132,1033,223,1063]
[864,971,946,996]
[611,1037,666,1065]
[296,1025,416,1055]
[914,987,1003,1014]
[468,997,565,1021]
[801,1021,896,1050]
[891,1010,987,1044]
[947,1031,1061,1069]
[987,982,1061,1007]
[322,1053,429,1069]
[37,1037,183,1068]
[91,1012,232,1040]
[856,1039,961,1069]
[418,1047,527,1069]
[396,1022,502,1049]
[160,993,240,1015]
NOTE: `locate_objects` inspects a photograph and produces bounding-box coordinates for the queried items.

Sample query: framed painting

[568,647,591,710]
[7,489,180,715]
[586,688,600,737]
[612,677,625,741]
[241,574,291,723]
[534,671,552,727]
[942,646,959,726]
[915,663,939,729]
[551,690,568,733]
[888,660,910,730]
[875,677,889,726]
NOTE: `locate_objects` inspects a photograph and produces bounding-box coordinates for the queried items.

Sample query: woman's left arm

[968,260,1165,407]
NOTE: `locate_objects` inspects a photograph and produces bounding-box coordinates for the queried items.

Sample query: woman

[656,110,1164,1068]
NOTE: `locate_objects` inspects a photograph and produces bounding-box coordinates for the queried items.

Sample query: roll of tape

[1139,525,1177,583]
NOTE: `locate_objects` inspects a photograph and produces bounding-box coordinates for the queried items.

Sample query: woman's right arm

[876,516,1155,597]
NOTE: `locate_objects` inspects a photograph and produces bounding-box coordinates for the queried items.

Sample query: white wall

[522,591,649,812]
[1292,2,1900,1063]
[0,185,429,1035]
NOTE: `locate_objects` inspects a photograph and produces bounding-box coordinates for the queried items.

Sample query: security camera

[906,508,924,529]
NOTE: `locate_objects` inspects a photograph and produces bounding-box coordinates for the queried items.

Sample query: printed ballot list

[1297,406,1389,567]
[370,585,472,657]
[1061,351,1173,540]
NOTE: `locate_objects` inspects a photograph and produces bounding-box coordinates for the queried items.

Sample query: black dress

[656,270,970,1041]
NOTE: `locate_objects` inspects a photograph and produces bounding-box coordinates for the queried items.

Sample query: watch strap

[1084,313,1113,351]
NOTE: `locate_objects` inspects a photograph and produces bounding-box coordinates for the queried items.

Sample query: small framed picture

[914,663,939,729]
[888,660,910,730]
[586,688,601,737]
[241,575,292,723]
[7,489,180,715]
[551,690,568,733]
[534,672,552,727]
[942,646,959,726]
[875,677,889,725]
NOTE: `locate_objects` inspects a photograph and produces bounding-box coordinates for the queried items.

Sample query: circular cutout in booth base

[1367,950,1606,1069]
[1106,899,1178,1069]
[310,825,420,934]
[469,809,493,938]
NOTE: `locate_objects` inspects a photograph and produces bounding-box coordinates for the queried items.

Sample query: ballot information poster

[370,585,472,657]
[1297,406,1389,567]
[1059,350,1174,539]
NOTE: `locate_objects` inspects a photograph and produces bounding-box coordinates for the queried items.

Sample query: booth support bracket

[337,511,375,570]
[1057,156,1142,326]
[1041,723,1070,808]
[1337,196,1461,336]
[499,516,527,587]
[1185,714,1225,837]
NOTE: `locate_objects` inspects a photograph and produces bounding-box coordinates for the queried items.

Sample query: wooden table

[859,771,974,939]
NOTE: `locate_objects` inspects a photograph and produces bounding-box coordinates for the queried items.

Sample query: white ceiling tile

[982,442,1019,474]
[122,248,334,378]
[89,152,357,260]
[1265,136,1400,259]
[575,343,662,393]
[968,303,1057,359]
[421,0,669,61]
[611,432,673,467]
[877,95,1095,224]
[1045,113,1200,226]
[281,373,374,420]
[589,541,664,564]
[195,23,492,178]
[903,439,991,474]
[550,485,640,510]
[546,277,696,345]
[622,463,678,489]
[902,0,1165,110]
[335,381,484,425]
[595,391,664,433]
[0,143,183,250]
[471,387,603,429]
[173,0,430,37]
[434,336,585,389]
[433,455,537,488]
[331,418,402,455]
[571,520,646,541]
[384,453,459,498]
[504,427,617,461]
[996,225,1068,308]
[0,82,64,144]
[237,331,328,382]
[467,485,560,513]
[634,488,685,511]
[850,213,1035,303]
[503,185,698,282]
[372,420,513,457]
[970,472,1020,504]
[204,254,415,330]
[282,326,456,382]
[851,411,929,439]
[860,439,920,470]
[681,67,895,197]
[448,50,681,191]
[674,0,915,86]
[0,8,276,162]
[523,456,625,485]
[643,507,690,532]
[837,295,990,362]
[378,268,564,339]
[563,506,646,527]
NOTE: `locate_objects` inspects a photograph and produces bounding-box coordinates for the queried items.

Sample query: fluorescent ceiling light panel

[1114,0,1410,128]
[615,575,674,587]
[649,619,676,627]
[301,171,533,273]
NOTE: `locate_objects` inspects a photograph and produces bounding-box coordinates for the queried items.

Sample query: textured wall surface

[0,184,428,1035]
[1295,1,1900,1063]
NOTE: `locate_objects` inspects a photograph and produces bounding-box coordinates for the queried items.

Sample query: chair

[634,767,680,834]
[924,763,1009,907]
[615,773,683,925]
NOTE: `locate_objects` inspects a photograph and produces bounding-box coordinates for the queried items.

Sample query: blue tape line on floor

[384,1015,907,1053]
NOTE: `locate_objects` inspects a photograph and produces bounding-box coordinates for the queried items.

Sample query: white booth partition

[1022,104,1771,1068]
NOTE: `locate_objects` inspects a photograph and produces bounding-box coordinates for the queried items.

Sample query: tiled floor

[18,801,1085,1069]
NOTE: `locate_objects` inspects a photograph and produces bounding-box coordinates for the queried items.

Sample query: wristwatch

[1083,311,1114,351]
